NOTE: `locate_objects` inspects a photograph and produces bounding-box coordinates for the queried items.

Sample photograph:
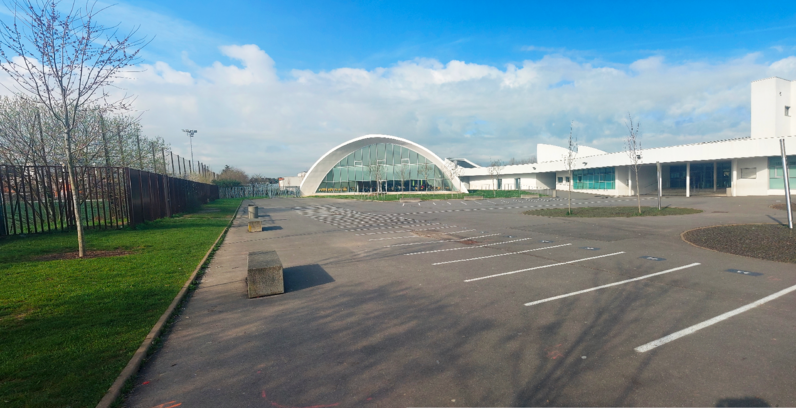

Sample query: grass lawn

[0,198,242,408]
[683,224,796,264]
[523,206,702,217]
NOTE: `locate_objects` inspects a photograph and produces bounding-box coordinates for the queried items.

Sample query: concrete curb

[96,200,244,408]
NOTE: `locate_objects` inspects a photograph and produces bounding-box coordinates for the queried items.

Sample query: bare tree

[398,161,410,194]
[369,161,385,195]
[0,0,145,257]
[563,121,578,214]
[625,113,643,214]
[488,159,504,197]
[417,161,433,192]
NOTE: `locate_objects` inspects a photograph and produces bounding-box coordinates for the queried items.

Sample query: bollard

[248,204,258,219]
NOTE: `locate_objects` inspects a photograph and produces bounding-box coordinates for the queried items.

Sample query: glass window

[769,156,796,189]
[377,143,385,161]
[385,144,394,165]
[572,167,615,190]
[316,143,461,193]
[409,150,418,164]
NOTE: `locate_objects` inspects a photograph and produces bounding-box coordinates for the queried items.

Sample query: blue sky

[4,1,796,176]
[127,0,796,73]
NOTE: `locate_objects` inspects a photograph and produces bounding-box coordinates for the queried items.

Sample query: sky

[4,0,796,176]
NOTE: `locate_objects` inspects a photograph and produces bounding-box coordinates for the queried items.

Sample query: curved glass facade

[316,143,455,193]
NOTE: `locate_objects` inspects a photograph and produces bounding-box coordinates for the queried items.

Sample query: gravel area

[771,203,795,212]
[683,224,796,264]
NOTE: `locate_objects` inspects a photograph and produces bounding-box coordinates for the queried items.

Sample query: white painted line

[385,232,495,247]
[524,263,701,307]
[406,237,536,256]
[635,282,796,353]
[464,252,625,282]
[368,235,416,241]
[433,243,572,265]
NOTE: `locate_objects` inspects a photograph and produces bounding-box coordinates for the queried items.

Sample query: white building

[296,77,795,197]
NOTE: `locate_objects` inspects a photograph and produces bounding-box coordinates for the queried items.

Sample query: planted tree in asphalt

[563,121,578,215]
[488,159,504,197]
[625,113,643,214]
[0,0,145,257]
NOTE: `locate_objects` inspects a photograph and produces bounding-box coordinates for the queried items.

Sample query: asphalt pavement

[124,194,796,408]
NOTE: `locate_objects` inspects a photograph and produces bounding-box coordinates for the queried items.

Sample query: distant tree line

[212,165,279,187]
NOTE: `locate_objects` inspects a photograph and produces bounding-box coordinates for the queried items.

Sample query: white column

[732,159,738,197]
[686,162,691,198]
[628,166,633,196]
[713,162,717,191]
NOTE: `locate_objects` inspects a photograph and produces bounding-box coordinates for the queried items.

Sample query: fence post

[0,167,6,237]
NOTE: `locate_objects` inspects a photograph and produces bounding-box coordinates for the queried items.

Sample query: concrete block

[247,251,284,298]
[248,205,258,219]
[521,194,540,199]
[399,197,421,202]
[463,196,483,201]
[248,220,262,232]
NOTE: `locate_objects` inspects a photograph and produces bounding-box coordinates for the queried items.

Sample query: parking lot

[127,195,796,408]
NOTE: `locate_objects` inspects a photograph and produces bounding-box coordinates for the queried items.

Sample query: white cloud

[7,43,795,176]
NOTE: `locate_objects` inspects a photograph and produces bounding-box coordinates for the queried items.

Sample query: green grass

[0,198,242,408]
[523,206,703,217]
[468,189,537,198]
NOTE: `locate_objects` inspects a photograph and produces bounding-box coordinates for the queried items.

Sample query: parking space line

[384,232,493,247]
[464,252,625,282]
[368,235,416,241]
[432,243,572,265]
[635,282,796,353]
[524,263,701,307]
[405,237,535,255]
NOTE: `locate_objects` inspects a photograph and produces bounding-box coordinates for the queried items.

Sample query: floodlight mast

[182,129,198,171]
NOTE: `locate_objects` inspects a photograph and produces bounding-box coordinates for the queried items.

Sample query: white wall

[752,77,796,139]
[735,157,769,196]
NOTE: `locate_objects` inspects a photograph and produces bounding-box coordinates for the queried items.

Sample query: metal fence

[219,184,300,199]
[0,165,219,236]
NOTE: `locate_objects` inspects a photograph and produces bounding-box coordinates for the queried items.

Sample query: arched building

[299,134,468,196]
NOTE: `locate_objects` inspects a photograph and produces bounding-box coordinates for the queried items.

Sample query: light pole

[182,129,197,172]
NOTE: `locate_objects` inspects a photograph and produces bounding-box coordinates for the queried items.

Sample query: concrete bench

[248,220,262,232]
[247,251,284,298]
[463,196,483,201]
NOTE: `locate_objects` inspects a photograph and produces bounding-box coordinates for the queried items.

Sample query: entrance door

[515,178,521,190]
[497,179,502,190]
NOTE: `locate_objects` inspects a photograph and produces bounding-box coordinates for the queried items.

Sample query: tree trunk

[568,169,572,214]
[635,167,641,214]
[65,128,85,257]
